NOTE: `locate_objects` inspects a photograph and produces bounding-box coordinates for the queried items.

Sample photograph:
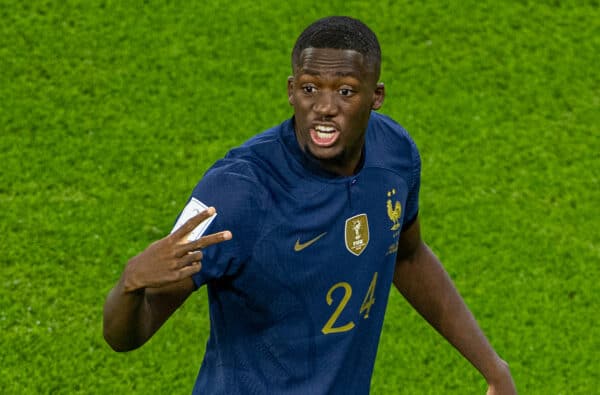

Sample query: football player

[104,16,516,395]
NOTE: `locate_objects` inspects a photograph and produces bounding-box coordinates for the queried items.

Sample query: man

[103,16,517,394]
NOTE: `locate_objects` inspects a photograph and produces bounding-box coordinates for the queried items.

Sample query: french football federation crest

[387,189,402,231]
[345,213,369,256]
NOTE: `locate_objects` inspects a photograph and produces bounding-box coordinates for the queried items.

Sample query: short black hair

[292,16,381,78]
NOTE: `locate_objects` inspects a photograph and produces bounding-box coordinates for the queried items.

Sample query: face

[288,48,385,176]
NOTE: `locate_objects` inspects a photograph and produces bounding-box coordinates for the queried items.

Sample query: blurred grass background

[1,1,598,393]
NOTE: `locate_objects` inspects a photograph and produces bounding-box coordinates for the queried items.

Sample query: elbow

[103,329,141,352]
[102,316,143,353]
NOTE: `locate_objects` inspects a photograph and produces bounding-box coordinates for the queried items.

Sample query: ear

[287,76,295,106]
[371,82,385,110]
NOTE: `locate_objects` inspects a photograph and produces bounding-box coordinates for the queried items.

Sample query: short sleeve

[172,162,265,289]
[402,137,421,231]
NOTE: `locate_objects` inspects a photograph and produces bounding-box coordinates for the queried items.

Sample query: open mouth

[310,125,340,147]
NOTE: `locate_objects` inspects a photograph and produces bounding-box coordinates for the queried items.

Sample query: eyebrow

[300,68,361,79]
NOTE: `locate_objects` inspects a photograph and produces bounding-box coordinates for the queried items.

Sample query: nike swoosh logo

[294,232,327,252]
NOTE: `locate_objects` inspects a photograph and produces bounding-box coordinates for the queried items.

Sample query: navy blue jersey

[176,111,421,395]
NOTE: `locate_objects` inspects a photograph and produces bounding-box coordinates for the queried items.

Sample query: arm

[103,276,195,352]
[103,208,231,352]
[394,217,516,394]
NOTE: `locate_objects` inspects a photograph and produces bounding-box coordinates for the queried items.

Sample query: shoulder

[369,112,418,147]
[203,121,287,186]
[365,112,420,171]
[191,120,294,213]
[225,121,289,166]
[188,156,269,260]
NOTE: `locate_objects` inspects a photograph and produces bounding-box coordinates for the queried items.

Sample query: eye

[302,84,317,94]
[339,88,355,97]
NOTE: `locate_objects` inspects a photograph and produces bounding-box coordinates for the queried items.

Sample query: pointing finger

[172,207,216,241]
[177,230,232,256]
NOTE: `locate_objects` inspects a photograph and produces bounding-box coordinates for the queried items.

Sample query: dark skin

[394,218,516,395]
[287,48,384,176]
[103,207,230,351]
[103,47,516,394]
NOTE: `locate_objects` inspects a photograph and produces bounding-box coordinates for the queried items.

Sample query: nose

[313,91,338,117]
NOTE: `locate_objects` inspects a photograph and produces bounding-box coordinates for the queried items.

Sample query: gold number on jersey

[359,272,378,319]
[321,282,355,334]
[321,272,379,335]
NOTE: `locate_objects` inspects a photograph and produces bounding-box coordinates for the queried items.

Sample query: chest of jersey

[227,167,408,335]
[195,117,418,393]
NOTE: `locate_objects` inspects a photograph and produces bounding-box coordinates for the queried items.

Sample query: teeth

[315,125,335,133]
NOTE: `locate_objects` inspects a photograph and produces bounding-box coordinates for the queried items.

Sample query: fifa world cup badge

[345,214,369,256]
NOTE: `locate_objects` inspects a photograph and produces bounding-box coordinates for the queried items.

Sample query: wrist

[485,357,513,386]
[121,259,144,294]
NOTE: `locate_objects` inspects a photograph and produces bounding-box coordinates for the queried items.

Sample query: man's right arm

[102,208,231,351]
[103,276,195,351]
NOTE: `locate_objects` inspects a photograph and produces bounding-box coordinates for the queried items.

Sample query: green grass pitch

[1,1,598,394]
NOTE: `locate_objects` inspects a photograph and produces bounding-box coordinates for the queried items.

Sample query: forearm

[103,260,196,352]
[103,277,153,352]
[394,242,510,385]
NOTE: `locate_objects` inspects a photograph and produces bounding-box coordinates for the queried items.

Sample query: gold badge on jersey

[345,213,369,256]
[386,188,402,231]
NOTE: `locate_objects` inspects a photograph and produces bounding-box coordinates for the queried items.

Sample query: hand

[122,207,231,292]
[486,359,517,395]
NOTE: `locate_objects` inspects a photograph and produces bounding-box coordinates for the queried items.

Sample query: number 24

[321,272,378,335]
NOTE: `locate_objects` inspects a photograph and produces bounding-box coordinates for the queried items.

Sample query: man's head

[291,16,382,81]
[288,17,385,176]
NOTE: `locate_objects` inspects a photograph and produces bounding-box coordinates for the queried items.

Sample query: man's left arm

[393,217,517,395]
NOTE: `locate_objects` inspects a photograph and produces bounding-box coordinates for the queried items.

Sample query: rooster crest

[387,189,402,231]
